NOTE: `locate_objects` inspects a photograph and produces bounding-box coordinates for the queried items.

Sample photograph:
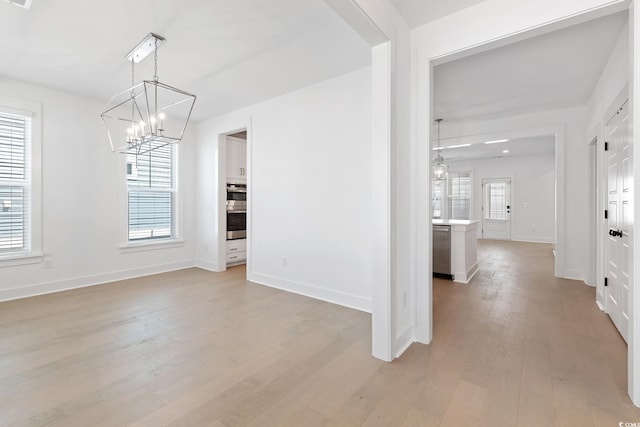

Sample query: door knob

[609,229,623,237]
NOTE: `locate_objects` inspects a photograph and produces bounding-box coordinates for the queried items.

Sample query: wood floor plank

[1,243,640,426]
[439,380,488,427]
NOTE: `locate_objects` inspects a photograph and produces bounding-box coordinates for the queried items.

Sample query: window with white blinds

[127,144,176,241]
[432,180,444,219]
[486,182,508,220]
[448,171,471,220]
[0,112,30,255]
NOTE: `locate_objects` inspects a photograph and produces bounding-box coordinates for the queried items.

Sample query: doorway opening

[424,4,633,403]
[217,128,249,276]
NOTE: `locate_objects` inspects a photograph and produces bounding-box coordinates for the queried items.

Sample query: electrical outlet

[403,292,407,307]
[282,256,287,267]
[43,258,53,269]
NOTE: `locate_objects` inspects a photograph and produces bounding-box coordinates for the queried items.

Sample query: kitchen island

[433,219,479,283]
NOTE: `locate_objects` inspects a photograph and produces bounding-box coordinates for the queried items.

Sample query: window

[127,144,177,242]
[432,180,444,219]
[485,182,508,220]
[448,171,471,220]
[0,111,30,256]
[432,171,472,220]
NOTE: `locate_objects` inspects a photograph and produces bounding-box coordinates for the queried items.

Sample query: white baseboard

[512,236,555,244]
[247,272,372,313]
[596,300,605,311]
[453,262,479,284]
[0,260,195,302]
[559,269,585,282]
[394,326,414,359]
[195,259,219,272]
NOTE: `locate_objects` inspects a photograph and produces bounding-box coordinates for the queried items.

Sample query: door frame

[587,136,599,289]
[214,123,252,274]
[411,0,637,404]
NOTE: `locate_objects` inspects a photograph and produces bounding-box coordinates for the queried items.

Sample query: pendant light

[433,118,448,181]
[100,33,197,155]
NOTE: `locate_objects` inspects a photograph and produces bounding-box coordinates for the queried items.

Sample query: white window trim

[119,144,182,252]
[0,96,42,267]
[119,239,184,253]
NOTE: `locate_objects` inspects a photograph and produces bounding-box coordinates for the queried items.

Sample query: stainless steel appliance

[433,224,451,277]
[227,183,246,240]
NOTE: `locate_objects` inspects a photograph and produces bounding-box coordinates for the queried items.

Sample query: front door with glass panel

[482,178,511,240]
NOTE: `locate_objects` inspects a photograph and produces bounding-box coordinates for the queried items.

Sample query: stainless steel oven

[226,183,246,240]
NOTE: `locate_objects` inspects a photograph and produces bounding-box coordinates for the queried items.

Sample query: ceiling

[438,135,555,163]
[390,0,487,28]
[432,10,627,161]
[0,0,371,121]
[434,11,628,123]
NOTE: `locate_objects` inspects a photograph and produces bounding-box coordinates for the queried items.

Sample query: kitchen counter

[432,219,480,227]
[433,220,479,283]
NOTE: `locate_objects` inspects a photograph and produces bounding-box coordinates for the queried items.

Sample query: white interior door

[482,178,511,240]
[605,100,630,342]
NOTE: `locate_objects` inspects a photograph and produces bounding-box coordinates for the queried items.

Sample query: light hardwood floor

[1,240,639,426]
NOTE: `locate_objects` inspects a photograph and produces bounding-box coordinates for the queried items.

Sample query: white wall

[0,77,197,301]
[195,67,374,312]
[447,154,556,243]
[586,21,629,136]
[337,0,414,360]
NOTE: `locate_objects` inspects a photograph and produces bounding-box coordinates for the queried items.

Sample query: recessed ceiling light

[4,0,32,9]
[502,150,510,154]
[432,143,471,150]
[484,139,509,144]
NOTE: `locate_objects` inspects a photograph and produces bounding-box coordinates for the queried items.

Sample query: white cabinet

[432,220,479,283]
[226,239,246,264]
[226,137,247,183]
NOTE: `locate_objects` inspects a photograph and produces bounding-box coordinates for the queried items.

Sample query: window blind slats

[127,144,175,242]
[448,171,471,220]
[0,185,26,251]
[432,180,444,219]
[0,113,27,181]
[0,110,29,254]
[487,182,508,220]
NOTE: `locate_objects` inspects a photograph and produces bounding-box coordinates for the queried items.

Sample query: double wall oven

[226,183,246,240]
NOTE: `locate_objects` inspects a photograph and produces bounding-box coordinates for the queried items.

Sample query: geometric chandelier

[100,33,197,155]
[432,118,449,181]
